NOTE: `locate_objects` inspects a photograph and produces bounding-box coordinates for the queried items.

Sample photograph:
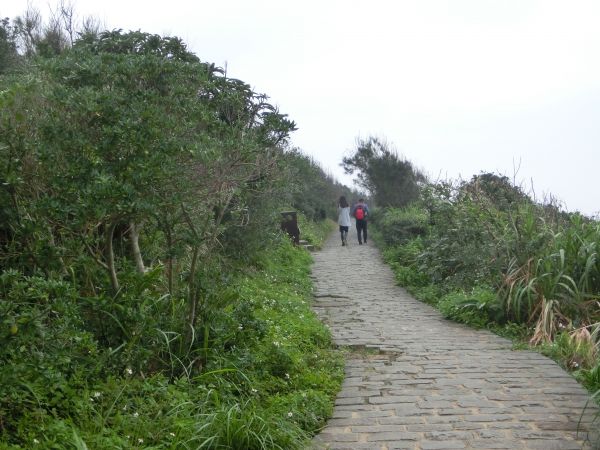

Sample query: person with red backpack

[352,199,370,245]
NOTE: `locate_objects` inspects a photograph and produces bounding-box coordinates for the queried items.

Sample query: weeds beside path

[311,227,598,450]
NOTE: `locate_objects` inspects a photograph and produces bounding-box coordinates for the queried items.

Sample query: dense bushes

[1,236,344,448]
[370,206,428,247]
[0,22,345,448]
[373,173,600,395]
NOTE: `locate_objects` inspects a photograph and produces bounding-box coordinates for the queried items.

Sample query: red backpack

[355,205,365,220]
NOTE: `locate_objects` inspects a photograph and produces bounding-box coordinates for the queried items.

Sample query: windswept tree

[342,136,425,207]
[460,172,530,212]
[0,17,19,72]
[6,2,102,60]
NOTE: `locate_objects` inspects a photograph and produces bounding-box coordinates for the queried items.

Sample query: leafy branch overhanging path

[311,227,598,450]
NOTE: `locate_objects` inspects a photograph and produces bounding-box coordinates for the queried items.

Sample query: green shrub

[372,205,428,247]
[380,237,429,289]
[437,286,504,328]
[577,363,600,393]
[390,264,427,288]
[540,331,597,371]
[382,238,424,266]
[411,284,445,306]
[0,271,100,441]
[492,322,531,343]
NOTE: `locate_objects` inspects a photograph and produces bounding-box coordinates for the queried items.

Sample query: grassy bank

[1,228,343,449]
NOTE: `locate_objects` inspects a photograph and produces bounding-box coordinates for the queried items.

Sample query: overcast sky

[4,1,600,216]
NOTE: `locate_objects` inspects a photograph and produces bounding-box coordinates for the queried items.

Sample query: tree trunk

[167,256,173,295]
[164,220,174,295]
[187,245,200,330]
[129,220,145,274]
[106,222,120,293]
[48,229,68,275]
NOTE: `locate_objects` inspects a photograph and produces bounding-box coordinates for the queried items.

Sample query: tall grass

[501,213,600,345]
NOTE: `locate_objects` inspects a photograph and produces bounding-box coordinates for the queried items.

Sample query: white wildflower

[251,388,258,394]
[93,391,101,398]
[138,438,144,444]
[287,412,293,418]
[285,373,290,379]
[169,432,175,437]
[133,412,139,418]
[33,439,40,444]
[125,367,133,375]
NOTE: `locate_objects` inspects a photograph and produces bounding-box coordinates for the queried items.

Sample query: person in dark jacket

[352,199,369,245]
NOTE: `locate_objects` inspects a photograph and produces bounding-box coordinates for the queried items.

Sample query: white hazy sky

[4,0,600,215]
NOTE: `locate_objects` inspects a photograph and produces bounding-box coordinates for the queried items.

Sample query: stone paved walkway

[311,227,598,450]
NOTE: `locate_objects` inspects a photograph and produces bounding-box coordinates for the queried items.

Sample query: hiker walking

[352,198,369,245]
[337,196,351,246]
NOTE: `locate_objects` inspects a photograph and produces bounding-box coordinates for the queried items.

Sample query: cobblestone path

[312,227,598,450]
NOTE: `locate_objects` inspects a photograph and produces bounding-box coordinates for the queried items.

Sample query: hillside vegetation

[0,13,355,448]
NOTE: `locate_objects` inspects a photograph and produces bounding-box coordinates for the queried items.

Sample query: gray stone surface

[311,228,598,450]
